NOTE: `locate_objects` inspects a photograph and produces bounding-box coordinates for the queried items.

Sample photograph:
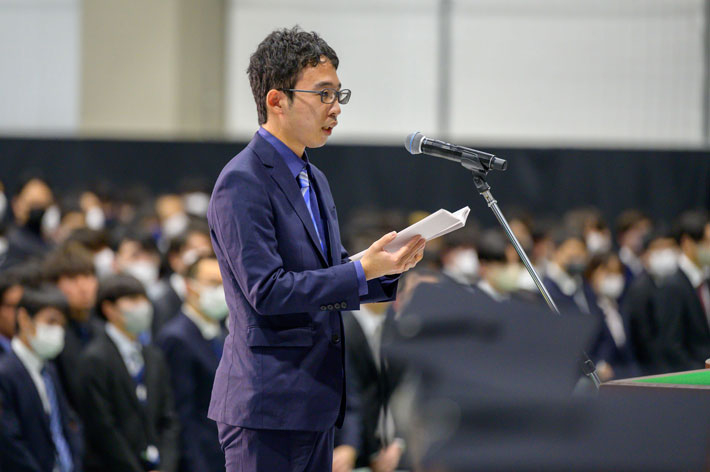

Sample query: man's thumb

[372,231,397,251]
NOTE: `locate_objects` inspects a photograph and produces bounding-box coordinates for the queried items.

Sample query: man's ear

[266,89,285,116]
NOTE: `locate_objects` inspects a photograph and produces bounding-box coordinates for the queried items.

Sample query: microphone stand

[460,158,602,390]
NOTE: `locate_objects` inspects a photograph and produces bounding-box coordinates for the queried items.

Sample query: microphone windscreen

[405,132,424,154]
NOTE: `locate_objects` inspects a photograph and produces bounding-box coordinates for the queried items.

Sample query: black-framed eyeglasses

[280,88,351,105]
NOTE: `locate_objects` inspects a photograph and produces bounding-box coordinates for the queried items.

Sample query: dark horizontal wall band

[0,136,708,229]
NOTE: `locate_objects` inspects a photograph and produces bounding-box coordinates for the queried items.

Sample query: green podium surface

[603,369,710,389]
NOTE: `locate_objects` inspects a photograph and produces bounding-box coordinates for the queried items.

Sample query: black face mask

[25,207,46,235]
[565,260,586,277]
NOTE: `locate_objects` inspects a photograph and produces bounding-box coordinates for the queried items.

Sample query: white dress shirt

[105,323,144,378]
[11,337,50,413]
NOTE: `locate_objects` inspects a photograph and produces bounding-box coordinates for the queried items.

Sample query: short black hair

[42,242,96,282]
[476,229,508,264]
[673,210,709,243]
[18,286,68,319]
[95,274,147,320]
[0,269,22,301]
[248,26,339,125]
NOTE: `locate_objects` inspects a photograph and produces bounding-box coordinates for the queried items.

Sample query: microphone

[405,132,507,172]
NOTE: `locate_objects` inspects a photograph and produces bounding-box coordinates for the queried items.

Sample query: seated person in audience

[584,253,639,379]
[0,287,83,472]
[542,228,617,380]
[615,210,652,287]
[64,228,115,279]
[336,300,403,472]
[43,242,101,411]
[1,176,56,269]
[112,230,163,298]
[0,268,23,355]
[438,230,480,286]
[656,211,710,371]
[156,255,226,472]
[152,221,212,336]
[622,231,679,375]
[474,229,523,302]
[78,274,179,472]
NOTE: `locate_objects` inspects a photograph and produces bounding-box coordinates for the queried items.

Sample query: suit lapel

[102,333,144,412]
[12,354,53,440]
[253,135,328,266]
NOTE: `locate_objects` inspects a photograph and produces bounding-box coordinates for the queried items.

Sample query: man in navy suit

[0,287,83,472]
[207,27,426,472]
[157,255,226,471]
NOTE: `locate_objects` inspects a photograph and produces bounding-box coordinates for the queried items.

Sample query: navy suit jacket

[0,351,83,472]
[156,311,224,472]
[207,132,398,431]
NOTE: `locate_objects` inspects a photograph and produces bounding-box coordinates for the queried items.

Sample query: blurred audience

[79,274,179,472]
[156,255,226,472]
[0,175,708,472]
[0,287,83,472]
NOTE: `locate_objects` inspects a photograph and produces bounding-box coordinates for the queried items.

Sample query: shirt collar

[476,279,509,302]
[182,303,221,340]
[11,336,44,374]
[258,127,309,179]
[105,323,144,376]
[678,253,704,288]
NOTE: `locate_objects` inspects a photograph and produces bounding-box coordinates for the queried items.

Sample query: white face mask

[30,323,65,360]
[647,248,678,279]
[94,248,115,279]
[162,212,189,239]
[183,192,210,217]
[448,249,479,281]
[124,261,159,289]
[85,206,106,230]
[41,205,61,235]
[586,231,612,256]
[599,274,625,300]
[199,285,229,321]
[121,302,153,335]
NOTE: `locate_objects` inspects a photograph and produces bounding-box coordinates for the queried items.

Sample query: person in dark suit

[207,27,425,472]
[43,242,101,411]
[0,177,55,270]
[0,267,23,355]
[78,274,179,472]
[657,211,710,371]
[0,287,83,472]
[622,232,679,375]
[152,221,212,337]
[156,255,226,472]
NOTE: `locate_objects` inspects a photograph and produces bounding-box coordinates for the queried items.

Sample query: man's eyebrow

[313,81,341,89]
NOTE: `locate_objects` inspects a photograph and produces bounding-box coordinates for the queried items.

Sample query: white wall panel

[0,0,80,134]
[225,0,439,143]
[449,0,705,146]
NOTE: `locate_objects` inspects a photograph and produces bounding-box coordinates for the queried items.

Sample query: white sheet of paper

[349,207,470,261]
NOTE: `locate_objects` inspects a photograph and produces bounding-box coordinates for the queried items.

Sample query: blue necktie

[41,368,74,472]
[297,168,326,254]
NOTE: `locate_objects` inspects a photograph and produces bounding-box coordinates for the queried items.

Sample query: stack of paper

[350,207,471,262]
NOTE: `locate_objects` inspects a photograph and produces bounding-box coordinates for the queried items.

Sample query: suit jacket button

[334,303,341,310]
[327,304,334,311]
[341,302,347,309]
[331,334,341,344]
[320,305,327,311]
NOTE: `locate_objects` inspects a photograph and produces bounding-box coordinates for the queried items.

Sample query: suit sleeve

[210,168,363,315]
[0,375,43,472]
[78,354,144,472]
[157,335,211,471]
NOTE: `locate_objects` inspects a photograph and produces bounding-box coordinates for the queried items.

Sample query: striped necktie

[41,368,74,472]
[297,168,326,253]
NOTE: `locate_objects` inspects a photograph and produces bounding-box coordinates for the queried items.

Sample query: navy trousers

[217,422,334,472]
